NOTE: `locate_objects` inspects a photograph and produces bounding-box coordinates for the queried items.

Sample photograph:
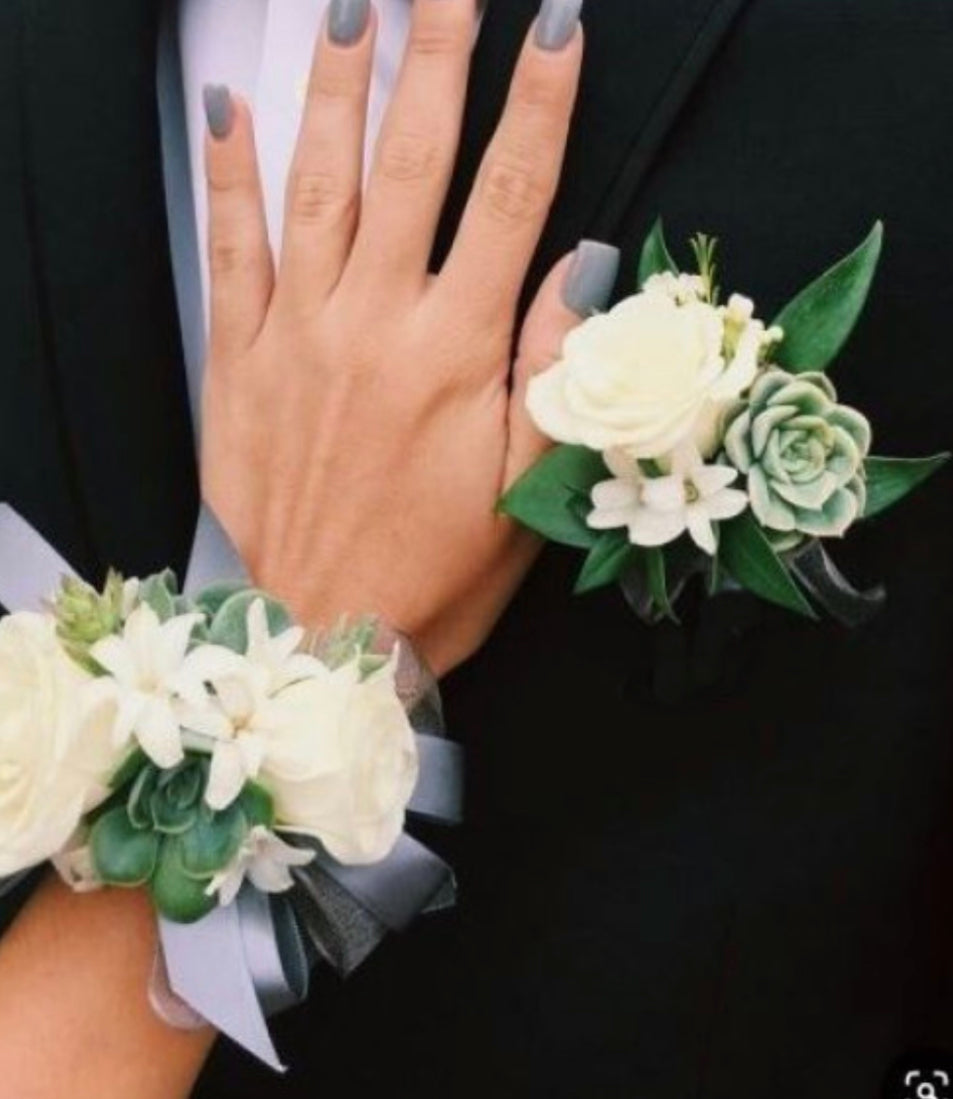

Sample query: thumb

[505,240,620,486]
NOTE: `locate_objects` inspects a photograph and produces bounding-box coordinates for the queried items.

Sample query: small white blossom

[90,604,204,769]
[643,271,709,304]
[588,444,749,556]
[176,600,327,811]
[206,825,314,908]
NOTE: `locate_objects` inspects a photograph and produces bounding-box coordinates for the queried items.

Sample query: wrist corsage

[0,508,461,1070]
[500,221,949,625]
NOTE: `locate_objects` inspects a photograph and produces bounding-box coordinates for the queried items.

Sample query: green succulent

[723,368,871,546]
[53,570,126,673]
[89,755,274,923]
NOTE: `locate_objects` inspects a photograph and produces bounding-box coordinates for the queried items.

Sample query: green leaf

[90,807,160,887]
[574,532,634,594]
[127,766,159,830]
[644,548,677,622]
[637,218,678,288]
[238,781,275,829]
[208,589,294,652]
[719,512,816,619]
[499,445,607,549]
[179,803,248,880]
[863,454,951,519]
[150,840,218,923]
[772,221,884,373]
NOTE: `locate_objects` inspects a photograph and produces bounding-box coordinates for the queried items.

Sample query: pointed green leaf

[719,512,816,618]
[863,453,950,519]
[138,572,177,623]
[574,532,634,594]
[499,445,607,549]
[150,840,218,923]
[772,222,883,373]
[90,807,160,887]
[637,218,679,288]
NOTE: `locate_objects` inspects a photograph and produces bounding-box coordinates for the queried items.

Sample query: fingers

[505,241,619,484]
[348,0,479,288]
[438,3,584,327]
[204,88,274,362]
[280,1,377,299]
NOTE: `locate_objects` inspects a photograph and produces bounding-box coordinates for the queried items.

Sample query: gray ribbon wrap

[788,538,886,627]
[0,502,463,1070]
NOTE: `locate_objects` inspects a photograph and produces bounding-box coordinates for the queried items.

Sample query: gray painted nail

[536,0,584,51]
[329,0,371,46]
[203,84,234,140]
[563,241,620,315]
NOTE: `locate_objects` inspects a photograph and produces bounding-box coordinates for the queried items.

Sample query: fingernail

[203,84,234,140]
[563,241,620,314]
[536,0,584,51]
[329,0,371,46]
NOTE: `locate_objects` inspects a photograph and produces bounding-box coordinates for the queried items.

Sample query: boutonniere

[500,222,949,625]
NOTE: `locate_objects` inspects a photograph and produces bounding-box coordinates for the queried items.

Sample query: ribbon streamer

[0,502,463,1069]
[789,538,886,627]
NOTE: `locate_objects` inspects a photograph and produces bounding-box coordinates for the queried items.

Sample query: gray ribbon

[788,538,886,627]
[0,503,463,1070]
[0,871,29,899]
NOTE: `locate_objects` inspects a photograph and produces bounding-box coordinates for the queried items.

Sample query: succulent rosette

[500,220,949,624]
[723,369,871,545]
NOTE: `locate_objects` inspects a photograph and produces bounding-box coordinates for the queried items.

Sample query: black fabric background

[1,1,953,1096]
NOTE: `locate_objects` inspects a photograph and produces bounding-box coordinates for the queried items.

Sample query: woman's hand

[202,0,619,675]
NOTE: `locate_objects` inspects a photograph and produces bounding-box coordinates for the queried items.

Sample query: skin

[0,2,587,1096]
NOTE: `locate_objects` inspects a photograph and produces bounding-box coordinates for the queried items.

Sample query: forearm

[0,875,215,1099]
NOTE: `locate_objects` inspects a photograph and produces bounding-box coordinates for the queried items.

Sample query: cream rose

[0,613,118,878]
[526,290,764,459]
[260,655,418,866]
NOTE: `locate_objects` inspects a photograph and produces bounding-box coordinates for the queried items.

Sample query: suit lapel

[436,0,753,290]
[18,0,197,580]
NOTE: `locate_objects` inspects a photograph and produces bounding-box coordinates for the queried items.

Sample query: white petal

[135,700,185,769]
[208,865,245,908]
[640,475,686,513]
[627,508,687,547]
[206,741,249,811]
[603,447,640,480]
[703,488,749,522]
[248,861,296,895]
[156,613,204,678]
[686,508,717,555]
[89,635,138,686]
[591,478,640,511]
[692,463,739,497]
[245,599,271,657]
[588,505,638,531]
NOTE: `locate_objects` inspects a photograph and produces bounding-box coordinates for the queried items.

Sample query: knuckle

[288,169,356,224]
[407,20,468,58]
[377,131,443,183]
[209,237,256,279]
[479,156,552,224]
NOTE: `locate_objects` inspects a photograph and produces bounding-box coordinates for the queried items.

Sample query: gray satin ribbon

[0,871,28,898]
[789,538,886,627]
[0,502,462,1069]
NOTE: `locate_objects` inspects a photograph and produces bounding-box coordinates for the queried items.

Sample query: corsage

[0,505,462,1071]
[500,222,949,625]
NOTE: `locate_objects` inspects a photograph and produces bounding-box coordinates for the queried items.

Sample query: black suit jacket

[2,1,952,1096]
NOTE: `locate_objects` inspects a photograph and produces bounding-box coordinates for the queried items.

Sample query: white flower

[262,654,419,866]
[527,290,762,460]
[588,445,749,555]
[0,614,119,877]
[206,825,314,908]
[176,600,327,811]
[90,604,204,769]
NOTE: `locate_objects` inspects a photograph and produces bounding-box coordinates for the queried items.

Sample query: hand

[201,0,619,675]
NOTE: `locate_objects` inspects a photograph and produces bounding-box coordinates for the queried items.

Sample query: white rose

[527,290,762,459]
[260,656,418,866]
[0,613,118,877]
